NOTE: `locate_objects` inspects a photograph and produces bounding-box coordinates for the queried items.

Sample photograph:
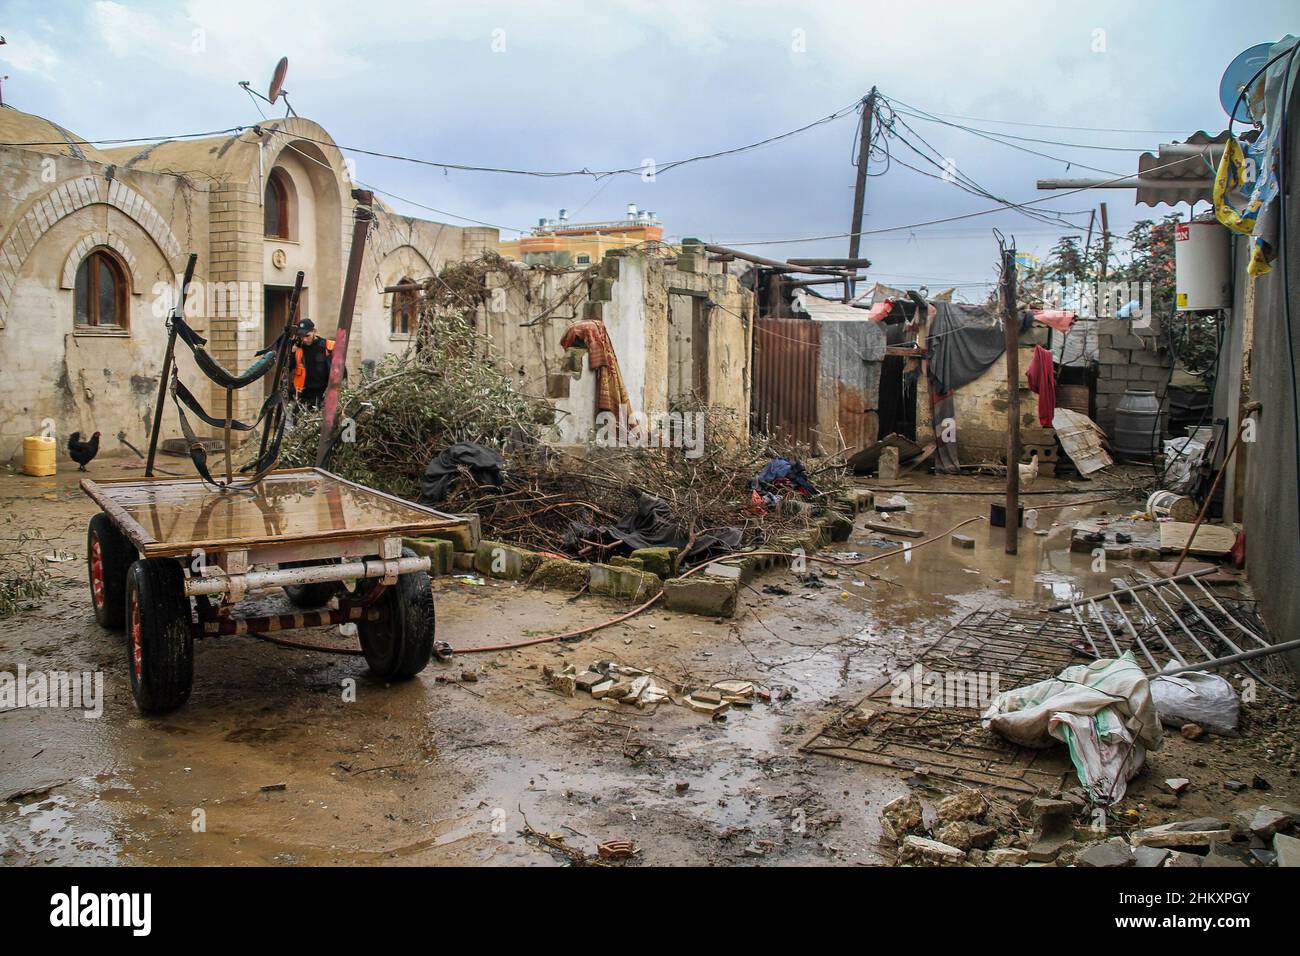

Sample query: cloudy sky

[2,1,1294,297]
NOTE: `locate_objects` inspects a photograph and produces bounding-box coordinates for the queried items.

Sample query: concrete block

[628,546,678,577]
[474,540,541,580]
[823,512,854,543]
[663,575,739,617]
[546,373,572,399]
[453,551,475,571]
[589,276,614,301]
[878,445,900,479]
[528,557,589,591]
[588,563,662,601]
[420,515,480,553]
[403,537,454,576]
[1098,348,1129,364]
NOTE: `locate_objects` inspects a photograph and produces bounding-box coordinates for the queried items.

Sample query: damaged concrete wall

[475,248,753,448]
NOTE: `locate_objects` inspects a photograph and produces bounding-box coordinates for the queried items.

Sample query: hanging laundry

[1025,345,1057,428]
[559,320,632,418]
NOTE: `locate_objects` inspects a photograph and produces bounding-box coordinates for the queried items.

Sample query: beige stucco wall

[0,146,201,461]
[0,109,495,464]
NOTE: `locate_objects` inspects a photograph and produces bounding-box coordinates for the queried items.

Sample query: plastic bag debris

[1151,667,1240,736]
[982,652,1162,804]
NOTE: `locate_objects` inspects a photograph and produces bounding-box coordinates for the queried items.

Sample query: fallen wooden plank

[864,520,925,538]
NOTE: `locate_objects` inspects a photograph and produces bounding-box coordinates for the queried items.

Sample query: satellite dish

[268,57,289,105]
[1219,42,1272,123]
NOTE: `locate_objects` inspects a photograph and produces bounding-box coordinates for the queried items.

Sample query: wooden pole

[146,252,197,477]
[1099,202,1110,279]
[315,191,373,468]
[847,88,877,299]
[1001,244,1021,554]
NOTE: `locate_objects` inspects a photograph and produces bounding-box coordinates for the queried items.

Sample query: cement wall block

[583,301,605,322]
[546,373,572,399]
[588,563,662,601]
[599,255,621,278]
[1097,379,1130,395]
[823,512,854,543]
[1140,366,1171,382]
[1111,334,1145,350]
[1131,349,1170,367]
[1098,348,1129,364]
[589,276,614,302]
[663,575,738,618]
[453,552,475,572]
[528,557,590,591]
[628,546,678,577]
[420,518,478,553]
[474,540,541,580]
[403,536,454,575]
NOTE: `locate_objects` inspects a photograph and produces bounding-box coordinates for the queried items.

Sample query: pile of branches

[280,262,551,497]
[441,411,851,562]
[0,527,51,620]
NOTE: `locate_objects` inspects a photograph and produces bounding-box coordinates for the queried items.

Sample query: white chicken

[1018,449,1040,489]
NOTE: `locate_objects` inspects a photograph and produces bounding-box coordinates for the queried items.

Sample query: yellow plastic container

[22,435,57,477]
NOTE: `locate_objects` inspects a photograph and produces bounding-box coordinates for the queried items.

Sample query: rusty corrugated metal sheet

[817,320,885,454]
[752,319,820,446]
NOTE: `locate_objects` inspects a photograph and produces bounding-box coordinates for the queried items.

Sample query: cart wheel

[126,558,194,713]
[281,560,338,609]
[359,549,435,680]
[87,512,135,630]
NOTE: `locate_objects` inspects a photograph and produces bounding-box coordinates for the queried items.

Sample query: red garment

[1025,345,1057,427]
[1033,309,1076,334]
[559,320,631,417]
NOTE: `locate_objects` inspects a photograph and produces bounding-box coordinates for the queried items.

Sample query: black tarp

[418,442,505,505]
[563,492,743,566]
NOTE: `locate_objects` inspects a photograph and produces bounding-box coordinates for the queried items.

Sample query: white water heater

[1174,219,1231,310]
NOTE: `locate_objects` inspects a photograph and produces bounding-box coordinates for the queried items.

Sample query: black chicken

[67,431,101,471]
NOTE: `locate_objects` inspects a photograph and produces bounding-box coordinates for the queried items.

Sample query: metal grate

[802,609,1080,796]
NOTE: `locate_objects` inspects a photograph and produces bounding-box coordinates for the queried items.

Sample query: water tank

[1174,220,1230,310]
[1113,388,1161,462]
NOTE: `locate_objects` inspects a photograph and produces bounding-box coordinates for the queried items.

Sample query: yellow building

[499,205,665,267]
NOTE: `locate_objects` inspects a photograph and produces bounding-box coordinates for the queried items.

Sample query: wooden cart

[81,468,466,712]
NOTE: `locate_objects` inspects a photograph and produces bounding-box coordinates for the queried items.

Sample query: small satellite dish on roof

[268,57,289,104]
[1219,42,1273,123]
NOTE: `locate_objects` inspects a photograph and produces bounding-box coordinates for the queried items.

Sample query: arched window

[264,169,291,238]
[74,247,129,328]
[391,276,418,335]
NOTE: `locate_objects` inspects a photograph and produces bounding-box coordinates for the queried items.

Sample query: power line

[890,103,1153,152]
[880,102,1192,136]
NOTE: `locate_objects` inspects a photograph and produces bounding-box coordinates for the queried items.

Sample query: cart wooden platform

[81,468,466,712]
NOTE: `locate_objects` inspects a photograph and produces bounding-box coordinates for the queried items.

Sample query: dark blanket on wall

[419,442,505,505]
[926,301,1035,394]
[564,491,743,565]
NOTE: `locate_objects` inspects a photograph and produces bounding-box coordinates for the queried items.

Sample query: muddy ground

[1,458,1296,866]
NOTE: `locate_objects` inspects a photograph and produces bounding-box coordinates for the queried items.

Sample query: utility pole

[1000,242,1021,554]
[1099,202,1110,279]
[847,87,877,299]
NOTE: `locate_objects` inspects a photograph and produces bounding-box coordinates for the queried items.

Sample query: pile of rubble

[882,785,1300,867]
[543,660,768,718]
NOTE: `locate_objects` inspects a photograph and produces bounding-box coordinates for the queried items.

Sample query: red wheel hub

[130,599,143,681]
[90,536,104,608]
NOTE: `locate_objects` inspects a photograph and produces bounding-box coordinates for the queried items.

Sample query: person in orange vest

[289,318,337,407]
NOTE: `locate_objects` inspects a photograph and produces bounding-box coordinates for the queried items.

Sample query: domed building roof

[0,105,111,164]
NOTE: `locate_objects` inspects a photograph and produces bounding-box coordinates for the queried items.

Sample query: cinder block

[663,575,739,618]
[628,546,678,577]
[528,557,590,591]
[823,512,854,543]
[474,540,541,580]
[403,537,454,575]
[588,563,662,601]
[546,373,572,399]
[421,516,479,553]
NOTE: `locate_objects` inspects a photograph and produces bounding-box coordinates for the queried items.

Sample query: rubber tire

[126,558,194,713]
[282,560,338,609]
[359,549,435,680]
[88,512,135,630]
